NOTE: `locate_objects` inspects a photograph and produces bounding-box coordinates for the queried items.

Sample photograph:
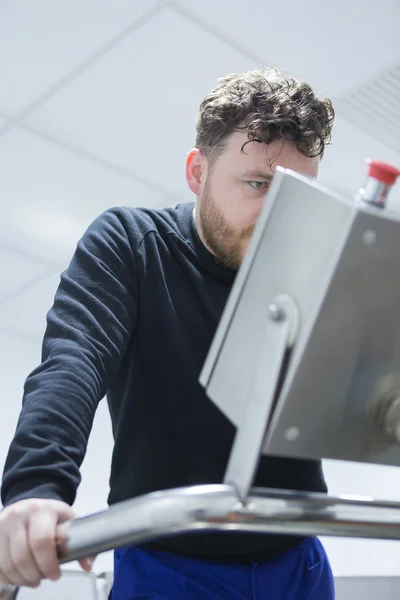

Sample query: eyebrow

[241,170,274,182]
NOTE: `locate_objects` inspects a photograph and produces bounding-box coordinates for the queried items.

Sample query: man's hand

[0,498,94,588]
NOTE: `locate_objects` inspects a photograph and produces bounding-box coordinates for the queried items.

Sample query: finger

[0,568,13,586]
[28,509,60,581]
[79,555,96,572]
[48,501,76,524]
[9,521,42,587]
[0,529,27,588]
[0,525,11,580]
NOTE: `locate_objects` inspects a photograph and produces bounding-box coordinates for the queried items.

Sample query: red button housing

[368,161,400,186]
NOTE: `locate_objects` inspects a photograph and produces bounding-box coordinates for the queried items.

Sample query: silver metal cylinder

[356,176,391,208]
[56,484,400,563]
[5,484,400,599]
[370,394,400,445]
[0,585,17,600]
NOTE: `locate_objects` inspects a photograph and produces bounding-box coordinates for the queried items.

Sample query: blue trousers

[110,536,335,599]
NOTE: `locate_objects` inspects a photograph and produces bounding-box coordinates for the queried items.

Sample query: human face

[186,130,320,270]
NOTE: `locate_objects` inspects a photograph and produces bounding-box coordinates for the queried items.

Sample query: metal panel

[202,169,354,427]
[54,486,400,562]
[224,295,299,499]
[265,207,400,466]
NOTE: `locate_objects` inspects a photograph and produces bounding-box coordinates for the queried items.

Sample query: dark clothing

[1,201,327,561]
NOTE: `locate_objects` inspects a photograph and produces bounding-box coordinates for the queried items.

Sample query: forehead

[219,130,320,177]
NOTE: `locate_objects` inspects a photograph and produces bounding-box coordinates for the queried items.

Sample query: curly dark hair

[195,68,335,165]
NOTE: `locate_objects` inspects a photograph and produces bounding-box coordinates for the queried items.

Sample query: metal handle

[224,295,299,500]
[0,585,17,600]
[5,483,400,599]
[57,484,400,563]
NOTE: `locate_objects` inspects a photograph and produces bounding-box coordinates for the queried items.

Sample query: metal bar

[4,484,400,599]
[224,295,298,499]
[55,484,400,564]
[0,585,17,600]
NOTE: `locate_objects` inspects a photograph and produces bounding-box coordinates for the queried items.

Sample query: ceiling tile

[0,0,161,114]
[176,0,400,97]
[334,62,400,156]
[0,247,54,303]
[0,127,167,262]
[26,7,256,193]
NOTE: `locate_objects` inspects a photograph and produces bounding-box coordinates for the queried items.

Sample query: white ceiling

[1,1,400,555]
[26,6,257,193]
[176,0,400,97]
[0,0,161,114]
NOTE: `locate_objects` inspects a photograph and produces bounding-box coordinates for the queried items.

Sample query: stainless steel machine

[2,159,400,600]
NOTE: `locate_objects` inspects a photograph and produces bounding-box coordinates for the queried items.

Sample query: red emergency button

[367,160,400,186]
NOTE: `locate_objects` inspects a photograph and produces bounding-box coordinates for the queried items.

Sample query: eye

[249,181,269,191]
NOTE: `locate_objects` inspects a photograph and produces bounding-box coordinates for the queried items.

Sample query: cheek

[228,208,259,238]
[229,197,261,228]
[211,178,265,230]
[240,197,264,225]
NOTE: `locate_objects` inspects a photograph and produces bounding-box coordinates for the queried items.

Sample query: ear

[186,148,206,196]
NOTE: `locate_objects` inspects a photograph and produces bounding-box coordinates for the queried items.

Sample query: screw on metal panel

[285,427,300,442]
[268,303,286,321]
[362,230,377,246]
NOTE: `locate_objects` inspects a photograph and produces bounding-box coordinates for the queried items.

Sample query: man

[0,68,335,598]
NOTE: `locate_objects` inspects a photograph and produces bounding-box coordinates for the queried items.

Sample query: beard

[198,180,254,270]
